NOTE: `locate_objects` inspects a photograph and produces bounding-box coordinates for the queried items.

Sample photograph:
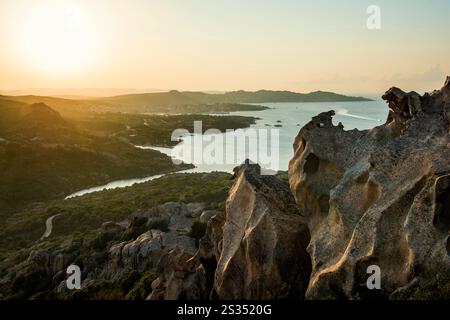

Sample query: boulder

[102,230,196,281]
[134,201,196,233]
[288,77,450,299]
[199,210,218,224]
[210,163,311,299]
[187,203,206,218]
[148,247,206,300]
[101,221,126,236]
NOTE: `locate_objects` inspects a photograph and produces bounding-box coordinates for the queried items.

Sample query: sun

[17,2,97,74]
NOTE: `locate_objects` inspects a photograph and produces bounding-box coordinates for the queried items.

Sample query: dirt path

[40,214,61,240]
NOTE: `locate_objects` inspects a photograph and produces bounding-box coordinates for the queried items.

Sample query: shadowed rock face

[289,77,450,299]
[149,163,311,300]
[211,163,311,299]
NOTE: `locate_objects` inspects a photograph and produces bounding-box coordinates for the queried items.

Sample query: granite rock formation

[152,78,450,300]
[151,163,311,299]
[289,77,450,299]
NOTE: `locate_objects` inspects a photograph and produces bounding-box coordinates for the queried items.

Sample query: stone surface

[288,77,450,299]
[148,247,206,300]
[103,229,196,281]
[149,163,312,300]
[208,163,311,299]
[101,221,126,236]
[187,203,206,218]
[134,201,195,233]
[199,210,218,224]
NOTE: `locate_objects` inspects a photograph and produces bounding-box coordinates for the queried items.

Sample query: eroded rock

[102,229,196,282]
[211,163,311,299]
[288,77,450,299]
[148,247,205,300]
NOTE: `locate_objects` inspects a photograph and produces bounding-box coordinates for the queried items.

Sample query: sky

[0,0,449,95]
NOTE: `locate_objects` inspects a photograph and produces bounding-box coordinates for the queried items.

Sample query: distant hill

[217,90,371,103]
[102,89,371,107]
[0,89,371,114]
[19,103,67,125]
[0,100,71,136]
[0,100,193,210]
[0,87,166,97]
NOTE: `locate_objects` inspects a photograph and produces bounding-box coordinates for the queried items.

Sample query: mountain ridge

[100,89,372,105]
[0,89,371,115]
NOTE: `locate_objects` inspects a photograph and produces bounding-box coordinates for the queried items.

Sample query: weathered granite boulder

[102,229,196,282]
[209,163,311,299]
[187,203,206,218]
[288,77,450,299]
[148,163,311,300]
[27,250,75,274]
[101,221,126,236]
[133,201,195,234]
[148,247,205,300]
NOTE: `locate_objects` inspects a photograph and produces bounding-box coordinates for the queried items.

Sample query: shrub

[147,219,169,232]
[395,273,450,300]
[120,217,148,241]
[189,221,207,241]
[119,270,142,293]
[63,280,123,300]
[125,270,159,300]
[11,270,52,299]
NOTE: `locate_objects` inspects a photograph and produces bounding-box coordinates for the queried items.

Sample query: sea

[66,98,389,199]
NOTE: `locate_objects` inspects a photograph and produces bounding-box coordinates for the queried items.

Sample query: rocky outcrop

[0,200,205,299]
[152,163,311,300]
[199,210,218,224]
[103,230,196,282]
[212,163,311,299]
[289,77,450,299]
[27,250,75,275]
[148,247,206,300]
[150,78,450,301]
[4,80,449,300]
[97,202,202,282]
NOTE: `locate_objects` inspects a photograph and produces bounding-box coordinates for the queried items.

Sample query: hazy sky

[1,0,449,95]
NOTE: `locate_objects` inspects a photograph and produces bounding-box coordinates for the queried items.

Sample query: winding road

[40,214,61,240]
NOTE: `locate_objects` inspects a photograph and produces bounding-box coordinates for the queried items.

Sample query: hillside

[0,100,258,211]
[0,102,190,211]
[0,79,449,300]
[1,89,370,115]
[99,89,371,107]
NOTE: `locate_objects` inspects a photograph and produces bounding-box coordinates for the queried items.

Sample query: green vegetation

[0,171,233,299]
[2,89,370,115]
[0,139,186,211]
[0,172,232,265]
[0,99,255,212]
[61,280,124,300]
[119,217,150,242]
[147,219,170,232]
[70,112,258,147]
[125,270,159,300]
[25,269,160,300]
[10,270,53,300]
[189,221,208,242]
[0,94,268,115]
[393,273,450,300]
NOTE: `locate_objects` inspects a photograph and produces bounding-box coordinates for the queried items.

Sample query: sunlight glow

[16,2,98,74]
